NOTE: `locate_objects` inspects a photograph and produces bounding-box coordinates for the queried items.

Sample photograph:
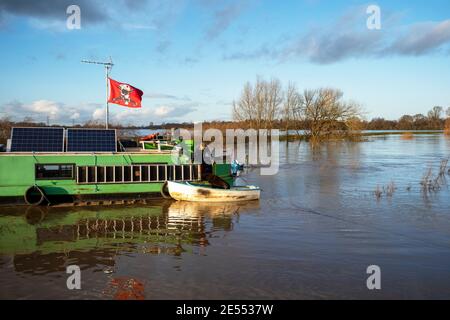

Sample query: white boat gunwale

[167,181,260,202]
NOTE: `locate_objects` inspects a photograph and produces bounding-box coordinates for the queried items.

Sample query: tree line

[232,77,450,141]
[364,106,449,130]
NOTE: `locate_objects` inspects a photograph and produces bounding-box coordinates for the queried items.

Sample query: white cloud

[1,99,198,125]
[112,103,197,124]
[223,9,450,64]
[154,105,173,116]
[92,108,105,120]
[70,112,80,120]
[26,100,62,119]
[385,20,450,56]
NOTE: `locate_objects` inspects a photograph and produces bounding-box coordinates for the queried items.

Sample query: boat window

[124,166,132,182]
[175,165,183,180]
[97,167,105,183]
[87,167,96,183]
[78,167,87,183]
[35,164,74,180]
[105,167,114,182]
[151,165,159,181]
[183,165,191,180]
[166,165,174,181]
[114,166,123,182]
[132,166,141,181]
[141,166,149,181]
[75,164,202,184]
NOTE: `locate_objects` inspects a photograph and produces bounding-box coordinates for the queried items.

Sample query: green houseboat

[0,127,232,206]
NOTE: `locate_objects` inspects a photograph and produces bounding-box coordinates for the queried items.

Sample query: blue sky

[0,0,449,125]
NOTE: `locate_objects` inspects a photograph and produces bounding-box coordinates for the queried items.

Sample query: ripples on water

[0,134,449,299]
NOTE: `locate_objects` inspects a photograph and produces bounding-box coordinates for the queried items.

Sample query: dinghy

[166,181,260,202]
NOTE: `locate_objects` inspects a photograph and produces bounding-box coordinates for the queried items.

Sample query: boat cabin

[0,127,232,206]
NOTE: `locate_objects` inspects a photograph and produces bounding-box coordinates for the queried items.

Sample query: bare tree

[282,82,302,137]
[428,106,443,120]
[233,77,283,130]
[299,88,362,143]
[265,78,283,129]
[233,81,256,127]
[253,77,266,129]
[233,79,362,143]
[427,106,444,130]
[0,116,12,145]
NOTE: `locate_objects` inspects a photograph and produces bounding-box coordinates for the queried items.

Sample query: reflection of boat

[168,200,259,217]
[167,201,257,233]
[167,181,260,202]
[0,202,238,277]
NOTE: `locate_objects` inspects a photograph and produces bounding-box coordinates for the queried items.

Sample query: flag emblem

[108,78,143,108]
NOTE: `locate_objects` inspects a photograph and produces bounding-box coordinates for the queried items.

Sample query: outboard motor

[231,160,243,176]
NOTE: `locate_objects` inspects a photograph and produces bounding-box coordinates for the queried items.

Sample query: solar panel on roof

[10,127,64,152]
[66,129,117,152]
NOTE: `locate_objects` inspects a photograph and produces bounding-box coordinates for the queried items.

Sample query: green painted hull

[0,153,232,201]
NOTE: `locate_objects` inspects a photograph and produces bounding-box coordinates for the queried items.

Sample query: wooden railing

[76,164,201,184]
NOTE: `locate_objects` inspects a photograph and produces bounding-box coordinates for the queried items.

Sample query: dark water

[1,134,449,299]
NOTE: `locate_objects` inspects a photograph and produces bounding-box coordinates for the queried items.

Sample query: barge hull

[0,153,232,206]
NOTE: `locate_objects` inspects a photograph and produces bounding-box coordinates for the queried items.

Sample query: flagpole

[81,59,114,130]
[105,65,109,130]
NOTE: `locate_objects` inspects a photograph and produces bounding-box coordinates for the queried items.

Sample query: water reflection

[0,201,259,279]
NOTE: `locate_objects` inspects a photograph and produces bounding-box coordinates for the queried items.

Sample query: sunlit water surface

[1,134,449,299]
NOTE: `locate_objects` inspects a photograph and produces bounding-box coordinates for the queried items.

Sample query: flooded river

[1,134,449,299]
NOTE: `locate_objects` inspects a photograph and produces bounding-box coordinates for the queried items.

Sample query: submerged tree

[282,82,302,138]
[299,88,362,143]
[233,79,363,143]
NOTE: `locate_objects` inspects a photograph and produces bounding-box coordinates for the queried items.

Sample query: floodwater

[0,134,449,299]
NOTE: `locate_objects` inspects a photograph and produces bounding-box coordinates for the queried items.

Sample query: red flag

[108,78,143,108]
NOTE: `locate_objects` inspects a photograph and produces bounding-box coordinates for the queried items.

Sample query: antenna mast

[81,58,114,129]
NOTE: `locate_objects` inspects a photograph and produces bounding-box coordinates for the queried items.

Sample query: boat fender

[160,181,173,199]
[24,186,47,206]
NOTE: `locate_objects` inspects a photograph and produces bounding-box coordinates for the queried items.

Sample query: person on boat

[194,143,230,189]
[193,143,213,177]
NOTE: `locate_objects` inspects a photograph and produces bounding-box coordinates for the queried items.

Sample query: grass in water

[420,158,449,193]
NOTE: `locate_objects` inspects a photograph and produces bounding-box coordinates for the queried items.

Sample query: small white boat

[167,181,260,202]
